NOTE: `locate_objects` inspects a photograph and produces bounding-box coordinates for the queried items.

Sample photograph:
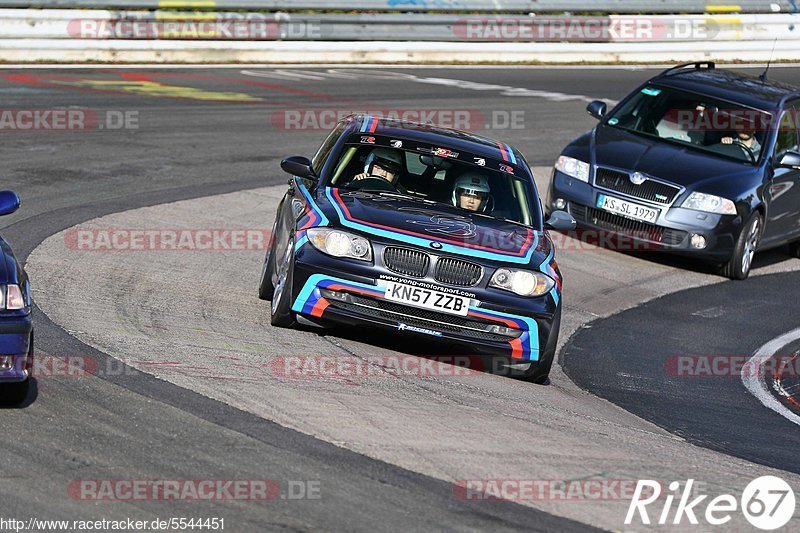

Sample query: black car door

[764,104,800,244]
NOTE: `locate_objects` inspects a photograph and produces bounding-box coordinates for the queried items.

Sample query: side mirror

[281,156,317,180]
[0,191,20,216]
[586,100,607,120]
[545,210,576,231]
[778,151,800,169]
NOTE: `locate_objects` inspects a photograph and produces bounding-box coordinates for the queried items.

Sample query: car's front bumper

[549,170,741,262]
[289,247,557,364]
[0,314,32,383]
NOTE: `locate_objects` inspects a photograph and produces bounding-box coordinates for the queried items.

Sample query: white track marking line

[242,68,604,103]
[240,69,327,80]
[742,327,800,427]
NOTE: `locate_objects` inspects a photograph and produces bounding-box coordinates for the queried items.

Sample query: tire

[788,240,800,259]
[0,380,29,406]
[270,235,296,328]
[523,305,561,384]
[1,332,33,406]
[258,219,279,301]
[720,213,762,280]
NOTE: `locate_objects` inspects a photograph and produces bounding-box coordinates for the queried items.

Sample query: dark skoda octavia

[258,114,575,383]
[550,62,800,279]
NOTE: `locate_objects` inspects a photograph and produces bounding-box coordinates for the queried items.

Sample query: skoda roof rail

[657,62,716,78]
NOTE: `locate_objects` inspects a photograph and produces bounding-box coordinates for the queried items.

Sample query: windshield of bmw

[605,84,772,164]
[327,137,540,227]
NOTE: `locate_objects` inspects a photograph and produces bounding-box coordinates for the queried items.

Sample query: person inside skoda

[452,173,491,213]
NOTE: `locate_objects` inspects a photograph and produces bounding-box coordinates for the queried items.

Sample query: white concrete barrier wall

[1,10,799,62]
[2,10,800,41]
[2,39,800,64]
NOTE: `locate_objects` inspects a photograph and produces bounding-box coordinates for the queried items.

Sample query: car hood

[592,125,757,188]
[316,188,551,266]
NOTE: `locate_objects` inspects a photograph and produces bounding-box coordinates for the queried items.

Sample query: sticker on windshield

[608,118,619,125]
[434,148,458,158]
[641,87,662,97]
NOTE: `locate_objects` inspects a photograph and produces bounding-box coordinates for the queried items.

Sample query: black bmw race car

[259,115,574,382]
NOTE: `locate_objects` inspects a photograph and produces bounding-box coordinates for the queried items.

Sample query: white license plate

[383,281,470,316]
[596,194,659,223]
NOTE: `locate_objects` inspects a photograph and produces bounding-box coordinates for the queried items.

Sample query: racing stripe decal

[294,233,309,252]
[360,115,379,133]
[293,180,329,253]
[296,180,330,228]
[538,245,561,306]
[497,142,517,165]
[326,187,538,264]
[292,274,541,361]
[467,307,539,361]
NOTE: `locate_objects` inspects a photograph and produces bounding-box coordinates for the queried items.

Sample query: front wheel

[720,213,762,280]
[0,380,29,406]
[523,306,561,384]
[788,240,800,259]
[258,219,279,301]
[270,236,296,328]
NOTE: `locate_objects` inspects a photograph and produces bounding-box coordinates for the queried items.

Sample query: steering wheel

[714,141,756,165]
[731,141,756,165]
[352,176,397,192]
[731,142,757,164]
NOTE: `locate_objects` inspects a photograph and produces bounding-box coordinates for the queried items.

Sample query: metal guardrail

[3,10,799,42]
[0,0,795,13]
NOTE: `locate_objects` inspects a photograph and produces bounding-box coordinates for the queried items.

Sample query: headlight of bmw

[307,228,372,261]
[681,192,737,215]
[489,268,555,297]
[554,155,590,183]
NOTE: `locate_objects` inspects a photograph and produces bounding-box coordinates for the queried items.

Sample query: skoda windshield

[604,84,773,165]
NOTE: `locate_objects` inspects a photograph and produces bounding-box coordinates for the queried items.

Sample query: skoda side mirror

[778,151,800,169]
[586,100,607,120]
[545,210,576,231]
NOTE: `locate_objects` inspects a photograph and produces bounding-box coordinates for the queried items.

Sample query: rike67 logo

[626,477,796,530]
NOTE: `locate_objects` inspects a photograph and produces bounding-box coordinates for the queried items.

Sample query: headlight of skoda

[681,192,737,215]
[307,228,372,261]
[554,155,590,183]
[489,268,555,297]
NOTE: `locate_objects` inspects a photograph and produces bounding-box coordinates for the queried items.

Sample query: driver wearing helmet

[452,173,491,213]
[352,147,403,185]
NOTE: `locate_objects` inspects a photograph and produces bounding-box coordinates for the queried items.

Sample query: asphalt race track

[563,271,800,474]
[3,66,800,531]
